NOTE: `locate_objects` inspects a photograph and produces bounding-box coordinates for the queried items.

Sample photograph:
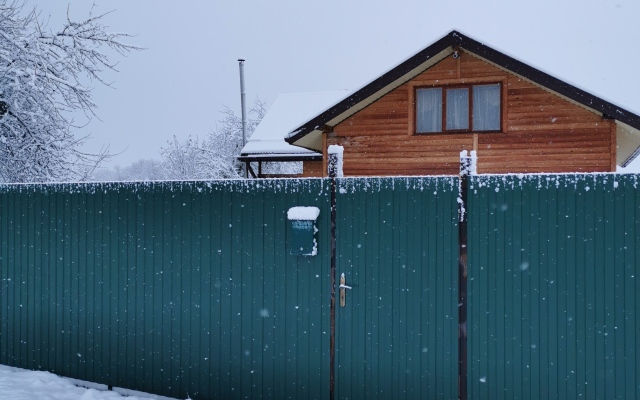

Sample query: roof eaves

[237,153,322,163]
[621,146,640,167]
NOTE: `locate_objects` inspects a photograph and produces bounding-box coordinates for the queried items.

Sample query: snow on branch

[0,1,141,182]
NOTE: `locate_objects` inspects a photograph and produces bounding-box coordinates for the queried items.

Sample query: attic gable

[286,31,640,166]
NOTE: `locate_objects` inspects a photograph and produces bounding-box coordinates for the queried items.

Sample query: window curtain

[473,84,500,131]
[416,88,442,133]
[446,88,469,130]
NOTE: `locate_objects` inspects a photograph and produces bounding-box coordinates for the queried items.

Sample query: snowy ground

[0,365,182,400]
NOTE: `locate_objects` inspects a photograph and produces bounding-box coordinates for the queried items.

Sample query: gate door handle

[340,273,351,307]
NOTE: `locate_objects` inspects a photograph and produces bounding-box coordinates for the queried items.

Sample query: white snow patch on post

[458,150,471,222]
[457,196,466,222]
[328,145,344,177]
[328,145,344,155]
[460,150,477,176]
[287,206,320,221]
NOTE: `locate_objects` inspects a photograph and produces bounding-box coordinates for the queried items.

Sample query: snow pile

[0,365,180,400]
[287,206,320,221]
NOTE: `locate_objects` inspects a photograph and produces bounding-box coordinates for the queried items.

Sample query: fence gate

[334,177,460,399]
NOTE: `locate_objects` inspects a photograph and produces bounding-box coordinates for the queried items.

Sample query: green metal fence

[0,179,332,399]
[1,173,639,399]
[468,174,640,400]
[334,177,459,400]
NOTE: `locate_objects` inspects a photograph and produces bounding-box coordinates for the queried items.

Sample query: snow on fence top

[287,206,320,221]
[471,172,639,192]
[0,177,330,195]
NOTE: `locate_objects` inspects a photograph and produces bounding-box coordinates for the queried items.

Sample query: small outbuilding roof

[239,91,350,162]
[284,30,640,167]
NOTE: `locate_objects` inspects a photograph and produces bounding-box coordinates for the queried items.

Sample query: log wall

[326,51,615,176]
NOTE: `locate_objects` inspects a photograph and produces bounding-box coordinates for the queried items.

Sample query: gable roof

[239,91,349,162]
[285,30,640,166]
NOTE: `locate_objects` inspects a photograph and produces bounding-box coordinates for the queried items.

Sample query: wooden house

[283,31,640,176]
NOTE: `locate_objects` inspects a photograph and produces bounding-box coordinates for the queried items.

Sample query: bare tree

[0,1,141,182]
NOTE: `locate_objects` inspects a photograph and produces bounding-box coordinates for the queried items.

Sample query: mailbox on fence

[287,206,320,256]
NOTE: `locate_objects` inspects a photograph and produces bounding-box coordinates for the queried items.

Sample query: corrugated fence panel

[0,179,331,400]
[469,174,640,400]
[335,177,459,400]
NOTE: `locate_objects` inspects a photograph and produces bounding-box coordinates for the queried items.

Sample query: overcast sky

[31,0,640,170]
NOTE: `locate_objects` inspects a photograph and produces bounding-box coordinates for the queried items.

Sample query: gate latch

[339,273,352,307]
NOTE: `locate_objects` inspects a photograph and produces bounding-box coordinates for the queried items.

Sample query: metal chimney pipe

[238,59,248,177]
[238,59,248,148]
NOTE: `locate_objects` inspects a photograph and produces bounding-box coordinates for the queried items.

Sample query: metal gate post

[328,152,338,400]
[458,151,471,400]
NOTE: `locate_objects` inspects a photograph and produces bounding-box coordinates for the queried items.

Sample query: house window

[416,83,501,133]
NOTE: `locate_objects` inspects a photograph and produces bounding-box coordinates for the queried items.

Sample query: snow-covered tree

[0,2,140,182]
[161,100,264,180]
[161,99,301,180]
[206,101,267,178]
[91,158,165,181]
[160,135,213,180]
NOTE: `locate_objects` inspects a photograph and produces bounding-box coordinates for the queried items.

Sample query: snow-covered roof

[240,91,350,157]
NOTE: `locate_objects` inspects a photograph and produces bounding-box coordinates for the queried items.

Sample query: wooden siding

[302,160,324,177]
[328,51,615,176]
